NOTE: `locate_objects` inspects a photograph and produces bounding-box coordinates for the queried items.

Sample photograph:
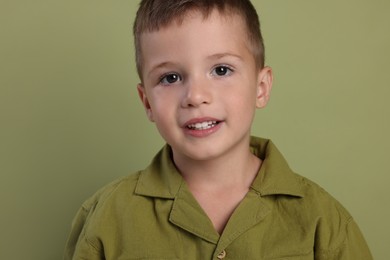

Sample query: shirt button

[217,250,226,259]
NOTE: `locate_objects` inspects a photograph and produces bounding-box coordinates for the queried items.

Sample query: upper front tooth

[188,121,217,129]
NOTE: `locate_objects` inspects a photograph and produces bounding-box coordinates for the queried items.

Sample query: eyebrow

[147,61,178,78]
[206,52,244,61]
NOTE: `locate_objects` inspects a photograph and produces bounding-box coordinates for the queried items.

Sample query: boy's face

[138,10,272,162]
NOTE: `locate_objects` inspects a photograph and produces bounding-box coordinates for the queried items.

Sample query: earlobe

[256,66,273,108]
[137,84,154,122]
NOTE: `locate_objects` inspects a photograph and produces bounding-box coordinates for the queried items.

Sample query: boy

[64,0,372,259]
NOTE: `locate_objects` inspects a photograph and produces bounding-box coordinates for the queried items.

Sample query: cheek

[228,85,258,108]
[148,93,177,120]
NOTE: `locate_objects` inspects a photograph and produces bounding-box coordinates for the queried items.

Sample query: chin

[181,146,227,162]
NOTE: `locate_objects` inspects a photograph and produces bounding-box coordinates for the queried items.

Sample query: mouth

[186,120,220,130]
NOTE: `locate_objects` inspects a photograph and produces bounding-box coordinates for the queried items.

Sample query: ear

[255,66,273,109]
[137,84,154,122]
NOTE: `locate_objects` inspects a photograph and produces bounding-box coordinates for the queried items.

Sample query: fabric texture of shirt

[64,137,372,260]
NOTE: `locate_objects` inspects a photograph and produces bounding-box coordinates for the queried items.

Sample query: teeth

[187,121,218,130]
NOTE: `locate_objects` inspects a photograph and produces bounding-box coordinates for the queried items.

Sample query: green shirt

[64,137,372,260]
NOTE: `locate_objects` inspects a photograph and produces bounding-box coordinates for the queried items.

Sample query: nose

[181,77,212,108]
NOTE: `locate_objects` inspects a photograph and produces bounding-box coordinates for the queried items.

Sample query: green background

[1,0,389,259]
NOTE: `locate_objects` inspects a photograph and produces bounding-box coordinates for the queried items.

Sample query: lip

[182,117,223,137]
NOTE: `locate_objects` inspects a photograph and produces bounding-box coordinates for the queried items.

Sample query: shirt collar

[135,145,183,199]
[249,137,304,198]
[135,137,305,199]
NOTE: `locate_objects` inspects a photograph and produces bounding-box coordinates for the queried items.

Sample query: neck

[173,144,261,192]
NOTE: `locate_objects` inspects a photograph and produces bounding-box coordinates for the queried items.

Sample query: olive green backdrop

[1,0,388,259]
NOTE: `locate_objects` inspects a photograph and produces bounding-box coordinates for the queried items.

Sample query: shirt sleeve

[63,204,103,260]
[315,218,373,260]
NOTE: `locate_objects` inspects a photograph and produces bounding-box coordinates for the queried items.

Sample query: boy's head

[133,0,265,81]
[133,0,273,162]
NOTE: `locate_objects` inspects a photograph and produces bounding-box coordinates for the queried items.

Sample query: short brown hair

[133,0,265,80]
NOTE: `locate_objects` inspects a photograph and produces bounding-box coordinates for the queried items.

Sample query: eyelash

[157,65,234,85]
[159,73,182,85]
[211,65,234,77]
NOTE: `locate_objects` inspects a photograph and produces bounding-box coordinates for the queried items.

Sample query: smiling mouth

[186,121,219,130]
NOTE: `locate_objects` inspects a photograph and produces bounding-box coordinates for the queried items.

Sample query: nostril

[182,92,212,107]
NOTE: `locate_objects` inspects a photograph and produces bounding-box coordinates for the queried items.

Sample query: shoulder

[80,172,141,215]
[295,174,351,213]
[64,172,143,258]
[298,174,351,219]
[294,174,368,255]
[265,171,353,232]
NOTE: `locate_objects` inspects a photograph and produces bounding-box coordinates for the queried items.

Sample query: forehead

[139,10,252,68]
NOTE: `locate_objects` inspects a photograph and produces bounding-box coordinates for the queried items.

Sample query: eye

[159,73,182,85]
[212,65,233,77]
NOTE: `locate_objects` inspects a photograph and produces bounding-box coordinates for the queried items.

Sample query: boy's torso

[66,137,372,260]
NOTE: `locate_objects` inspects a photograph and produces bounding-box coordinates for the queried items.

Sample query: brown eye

[212,66,233,76]
[160,73,181,85]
